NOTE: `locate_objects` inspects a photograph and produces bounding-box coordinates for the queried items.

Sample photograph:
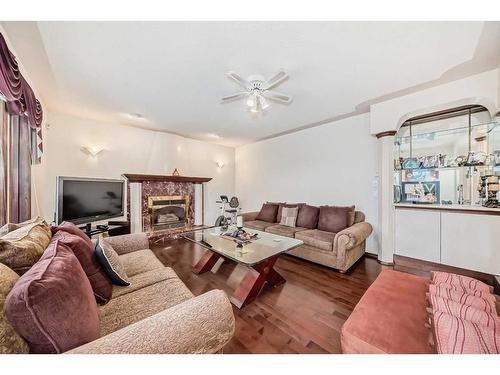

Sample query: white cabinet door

[395,209,441,263]
[441,212,500,276]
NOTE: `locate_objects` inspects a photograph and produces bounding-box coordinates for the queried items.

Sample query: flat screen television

[56,177,125,225]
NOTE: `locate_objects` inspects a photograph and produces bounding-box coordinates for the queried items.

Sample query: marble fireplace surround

[122,174,212,236]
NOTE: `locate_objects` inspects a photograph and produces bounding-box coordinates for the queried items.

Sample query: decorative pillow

[433,282,495,301]
[432,311,499,354]
[95,235,130,286]
[427,285,496,314]
[0,216,45,237]
[317,205,355,233]
[276,203,305,223]
[5,239,100,353]
[431,271,491,293]
[255,203,279,223]
[52,221,91,245]
[53,231,113,304]
[279,207,299,227]
[0,221,52,274]
[428,294,500,328]
[0,263,29,354]
[296,204,320,229]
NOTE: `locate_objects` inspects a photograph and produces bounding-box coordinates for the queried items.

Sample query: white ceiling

[2,21,500,147]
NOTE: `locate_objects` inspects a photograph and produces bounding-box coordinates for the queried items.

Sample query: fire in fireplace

[147,195,189,231]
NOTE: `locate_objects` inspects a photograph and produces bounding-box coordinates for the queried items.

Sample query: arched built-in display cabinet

[393,105,500,276]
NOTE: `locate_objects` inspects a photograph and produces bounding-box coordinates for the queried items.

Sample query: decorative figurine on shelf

[172,168,180,176]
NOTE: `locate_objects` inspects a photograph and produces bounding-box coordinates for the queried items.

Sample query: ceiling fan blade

[262,90,293,104]
[264,70,288,89]
[226,71,251,90]
[220,92,249,103]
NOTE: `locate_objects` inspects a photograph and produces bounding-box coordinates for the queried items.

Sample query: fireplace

[147,195,190,231]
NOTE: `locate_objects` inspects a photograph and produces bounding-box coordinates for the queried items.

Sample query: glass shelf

[394,107,499,206]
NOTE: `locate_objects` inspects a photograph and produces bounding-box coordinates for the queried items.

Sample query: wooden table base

[193,250,285,308]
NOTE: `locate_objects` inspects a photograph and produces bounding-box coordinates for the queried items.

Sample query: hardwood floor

[151,238,385,354]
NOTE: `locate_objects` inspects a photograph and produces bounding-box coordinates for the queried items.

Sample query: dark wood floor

[151,238,386,354]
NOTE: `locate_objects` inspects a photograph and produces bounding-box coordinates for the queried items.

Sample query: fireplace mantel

[122,174,212,184]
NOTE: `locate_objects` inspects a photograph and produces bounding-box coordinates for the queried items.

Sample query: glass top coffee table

[182,226,303,308]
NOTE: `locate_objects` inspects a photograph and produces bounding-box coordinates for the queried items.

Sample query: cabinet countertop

[394,203,500,215]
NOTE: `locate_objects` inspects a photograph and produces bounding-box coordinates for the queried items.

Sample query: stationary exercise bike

[215,195,240,227]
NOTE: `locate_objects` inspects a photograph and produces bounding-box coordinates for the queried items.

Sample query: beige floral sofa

[1,228,235,354]
[242,205,372,273]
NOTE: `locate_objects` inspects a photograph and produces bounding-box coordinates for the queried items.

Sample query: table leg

[230,256,285,308]
[193,249,221,274]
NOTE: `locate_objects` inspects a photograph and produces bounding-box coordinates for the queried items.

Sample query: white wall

[32,112,234,225]
[235,113,379,253]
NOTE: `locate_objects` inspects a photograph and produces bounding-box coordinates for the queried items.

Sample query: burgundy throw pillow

[277,203,305,223]
[5,239,100,353]
[296,204,320,229]
[256,203,279,223]
[317,205,355,233]
[52,221,92,247]
[53,230,113,304]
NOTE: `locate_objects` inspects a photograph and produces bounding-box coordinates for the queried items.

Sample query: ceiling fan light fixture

[246,92,257,107]
[259,95,270,110]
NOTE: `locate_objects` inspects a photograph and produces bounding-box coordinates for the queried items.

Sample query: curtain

[0,32,43,140]
[0,103,7,225]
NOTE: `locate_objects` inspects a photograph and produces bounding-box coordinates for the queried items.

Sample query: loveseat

[242,203,373,272]
[0,222,235,354]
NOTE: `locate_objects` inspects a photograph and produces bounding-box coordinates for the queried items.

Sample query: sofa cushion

[99,272,194,336]
[96,236,130,286]
[244,220,276,231]
[112,267,179,299]
[317,205,355,233]
[255,203,279,223]
[341,269,432,354]
[432,311,499,354]
[0,263,29,354]
[119,249,164,277]
[53,230,113,304]
[0,221,52,274]
[296,204,320,229]
[295,229,336,251]
[265,224,308,238]
[279,207,299,227]
[5,239,100,353]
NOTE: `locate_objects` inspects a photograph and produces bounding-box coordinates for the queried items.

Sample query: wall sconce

[80,146,104,157]
[216,161,225,169]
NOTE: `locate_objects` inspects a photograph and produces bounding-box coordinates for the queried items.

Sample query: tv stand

[78,221,130,238]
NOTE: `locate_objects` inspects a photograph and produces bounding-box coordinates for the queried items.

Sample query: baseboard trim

[394,255,496,286]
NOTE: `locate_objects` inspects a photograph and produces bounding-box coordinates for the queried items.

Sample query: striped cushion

[429,294,500,328]
[432,311,499,354]
[428,285,496,314]
[432,282,496,301]
[431,271,490,292]
[279,207,299,228]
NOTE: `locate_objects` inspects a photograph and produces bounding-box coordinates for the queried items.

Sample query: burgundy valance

[0,32,43,128]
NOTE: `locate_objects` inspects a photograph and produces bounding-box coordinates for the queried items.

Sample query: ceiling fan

[221,70,292,113]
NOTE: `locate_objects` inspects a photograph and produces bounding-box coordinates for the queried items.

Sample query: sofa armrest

[335,222,373,252]
[101,233,150,255]
[66,290,235,354]
[241,211,259,222]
